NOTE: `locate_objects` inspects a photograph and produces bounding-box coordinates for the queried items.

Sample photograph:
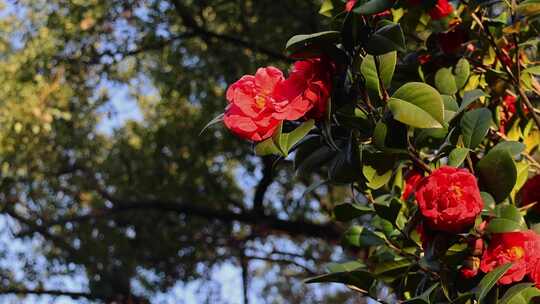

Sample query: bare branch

[0,288,95,300]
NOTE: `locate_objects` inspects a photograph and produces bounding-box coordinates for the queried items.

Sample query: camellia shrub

[215,0,540,302]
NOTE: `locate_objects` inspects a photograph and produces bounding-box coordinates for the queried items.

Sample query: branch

[243,255,317,275]
[17,195,343,242]
[472,12,540,131]
[253,156,276,216]
[169,0,291,62]
[0,288,95,300]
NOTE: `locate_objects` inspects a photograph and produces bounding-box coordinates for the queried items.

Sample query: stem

[471,11,540,131]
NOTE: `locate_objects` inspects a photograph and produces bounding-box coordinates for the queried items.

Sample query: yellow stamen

[507,246,525,260]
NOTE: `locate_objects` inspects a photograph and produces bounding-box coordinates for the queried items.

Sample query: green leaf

[460,90,487,112]
[499,283,540,304]
[475,263,513,302]
[361,51,397,97]
[362,151,396,189]
[334,203,374,222]
[448,147,469,167]
[272,122,287,155]
[481,192,496,210]
[388,98,444,129]
[451,293,474,304]
[517,0,540,17]
[360,55,380,96]
[388,82,444,129]
[491,141,526,157]
[435,68,457,95]
[373,259,411,279]
[353,0,394,15]
[443,95,459,112]
[286,119,315,151]
[294,144,334,175]
[373,121,387,149]
[379,52,397,88]
[477,149,517,203]
[512,161,530,199]
[326,261,365,273]
[365,23,405,55]
[363,164,392,189]
[494,204,527,229]
[460,108,493,149]
[285,31,341,56]
[265,120,314,156]
[487,218,524,233]
[443,95,459,121]
[343,225,385,248]
[454,59,470,89]
[374,198,402,223]
[255,137,281,156]
[305,269,375,292]
[523,66,540,76]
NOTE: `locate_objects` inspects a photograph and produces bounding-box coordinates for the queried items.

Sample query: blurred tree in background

[0,0,354,303]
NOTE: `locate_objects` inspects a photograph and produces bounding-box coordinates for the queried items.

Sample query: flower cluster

[218,0,540,301]
[405,169,540,286]
[224,59,333,141]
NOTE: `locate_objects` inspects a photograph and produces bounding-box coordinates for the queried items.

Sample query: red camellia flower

[345,0,356,12]
[520,175,540,211]
[429,0,453,20]
[525,234,540,287]
[275,58,333,120]
[480,231,540,285]
[402,170,423,200]
[224,67,284,141]
[530,262,540,288]
[415,166,483,233]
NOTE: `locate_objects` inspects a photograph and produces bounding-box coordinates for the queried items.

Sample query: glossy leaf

[491,141,525,157]
[460,108,492,149]
[477,150,517,203]
[454,59,471,89]
[499,283,540,304]
[326,261,365,273]
[343,225,385,248]
[353,0,394,15]
[388,82,444,128]
[334,203,374,222]
[435,68,457,95]
[487,218,524,233]
[365,23,405,55]
[475,263,513,302]
[448,147,469,167]
[460,90,487,112]
[285,31,340,56]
